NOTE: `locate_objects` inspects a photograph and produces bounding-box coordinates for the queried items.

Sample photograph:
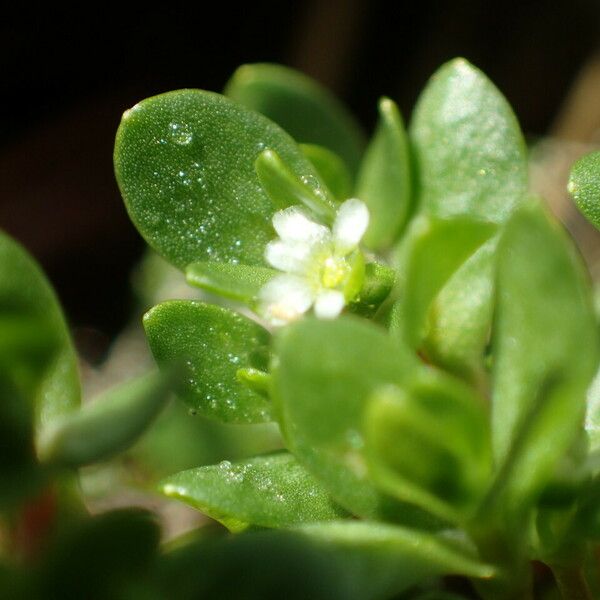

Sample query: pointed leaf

[38,370,172,467]
[186,261,276,304]
[144,301,272,423]
[114,89,324,268]
[160,452,347,531]
[300,143,352,201]
[491,203,599,511]
[568,150,600,230]
[410,58,527,222]
[424,238,497,381]
[357,97,412,249]
[225,63,365,175]
[394,215,496,349]
[296,521,496,597]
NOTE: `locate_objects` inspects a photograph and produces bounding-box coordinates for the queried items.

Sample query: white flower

[259,198,369,326]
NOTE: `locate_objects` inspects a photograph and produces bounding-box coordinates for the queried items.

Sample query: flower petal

[258,275,314,326]
[332,198,369,255]
[265,240,314,274]
[272,206,330,245]
[314,290,345,320]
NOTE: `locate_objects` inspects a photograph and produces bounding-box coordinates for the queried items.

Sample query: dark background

[2,0,599,349]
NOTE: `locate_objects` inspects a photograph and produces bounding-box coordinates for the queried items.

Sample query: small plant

[4,58,600,599]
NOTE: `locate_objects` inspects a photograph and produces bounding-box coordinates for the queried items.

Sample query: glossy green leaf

[225,63,365,175]
[394,215,496,349]
[272,317,444,525]
[38,370,172,467]
[424,238,497,382]
[300,143,352,200]
[160,452,347,531]
[568,150,600,230]
[255,148,336,223]
[410,58,528,222]
[115,89,325,269]
[186,261,276,304]
[144,301,272,423]
[357,97,412,249]
[0,232,80,429]
[296,521,496,597]
[365,373,491,524]
[491,203,599,512]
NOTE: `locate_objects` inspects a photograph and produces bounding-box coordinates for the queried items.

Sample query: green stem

[551,564,592,600]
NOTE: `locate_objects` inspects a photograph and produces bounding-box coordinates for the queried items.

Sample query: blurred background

[2,0,600,351]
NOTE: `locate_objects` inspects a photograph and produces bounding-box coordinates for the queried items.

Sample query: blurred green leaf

[491,202,599,514]
[156,529,346,600]
[410,58,527,222]
[225,63,365,176]
[350,262,395,316]
[159,452,347,531]
[365,372,491,524]
[158,523,493,600]
[255,148,336,223]
[357,97,412,250]
[38,370,172,467]
[273,316,446,527]
[144,301,272,423]
[36,509,160,599]
[186,261,276,304]
[296,521,496,598]
[0,231,80,430]
[393,216,496,349]
[586,366,600,450]
[300,143,353,201]
[114,89,324,268]
[424,238,497,382]
[568,150,600,230]
[128,399,282,478]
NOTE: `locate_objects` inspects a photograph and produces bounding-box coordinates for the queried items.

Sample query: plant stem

[551,564,593,600]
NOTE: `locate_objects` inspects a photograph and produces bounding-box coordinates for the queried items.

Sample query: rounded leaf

[144,301,272,423]
[115,90,324,268]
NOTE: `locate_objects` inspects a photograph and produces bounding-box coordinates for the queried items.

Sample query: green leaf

[296,521,496,597]
[300,143,353,201]
[491,202,599,513]
[365,373,491,524]
[186,261,276,304]
[0,232,80,427]
[114,89,324,269]
[568,150,600,230]
[225,63,365,176]
[255,148,336,223]
[158,524,494,600]
[38,370,172,467]
[37,509,160,599]
[393,215,497,349]
[144,301,272,423]
[159,452,347,531]
[586,366,600,450]
[350,262,395,316]
[424,238,497,382]
[155,528,346,600]
[410,58,528,222]
[357,97,412,249]
[272,316,444,524]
